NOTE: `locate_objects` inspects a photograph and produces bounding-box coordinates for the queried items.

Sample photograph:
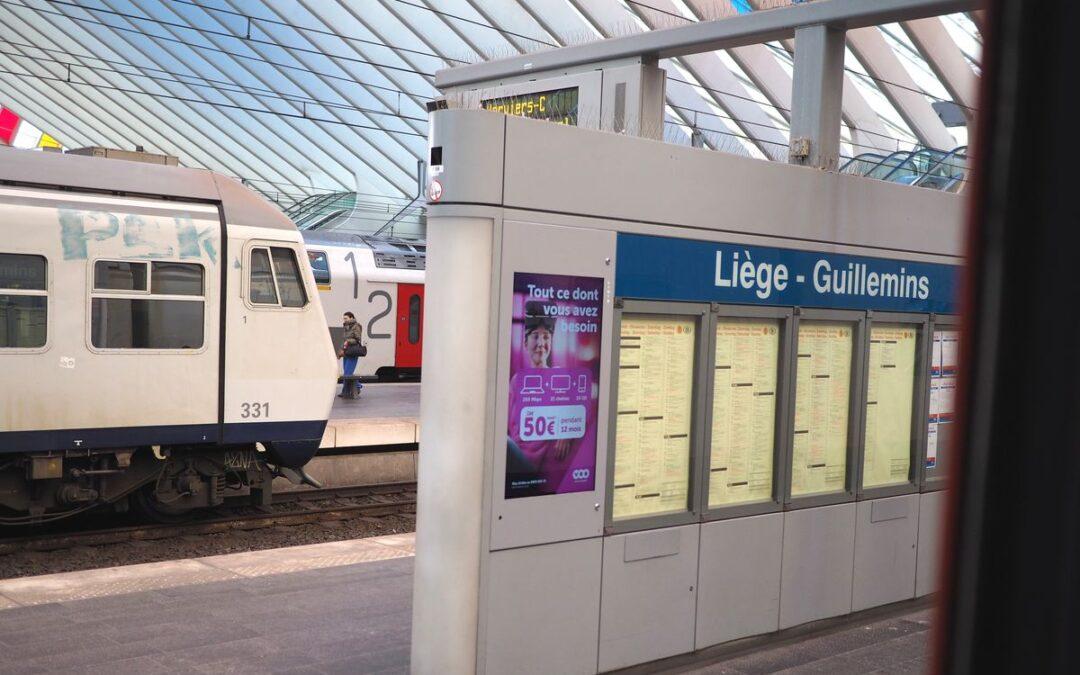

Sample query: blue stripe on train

[0,420,328,454]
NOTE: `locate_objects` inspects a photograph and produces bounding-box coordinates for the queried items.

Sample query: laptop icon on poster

[521,375,544,394]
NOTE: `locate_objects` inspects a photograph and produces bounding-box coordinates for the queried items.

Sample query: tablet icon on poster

[550,374,572,393]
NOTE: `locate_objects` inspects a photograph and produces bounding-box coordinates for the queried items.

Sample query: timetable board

[613,315,695,520]
[863,325,917,488]
[927,329,959,471]
[791,322,853,497]
[709,318,779,507]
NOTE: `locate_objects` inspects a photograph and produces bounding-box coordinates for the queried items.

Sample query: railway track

[0,481,417,555]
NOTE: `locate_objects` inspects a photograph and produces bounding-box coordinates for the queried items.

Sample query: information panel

[709,318,779,508]
[927,329,959,473]
[863,324,917,489]
[505,273,604,499]
[613,314,695,520]
[791,322,853,497]
[481,87,579,126]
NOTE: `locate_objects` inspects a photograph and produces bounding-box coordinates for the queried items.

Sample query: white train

[301,231,425,380]
[0,148,338,522]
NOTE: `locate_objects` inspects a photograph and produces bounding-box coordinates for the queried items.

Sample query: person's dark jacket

[343,320,363,348]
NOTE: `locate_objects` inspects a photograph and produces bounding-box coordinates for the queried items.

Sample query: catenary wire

[0,0,437,99]
[0,48,430,123]
[41,0,436,77]
[0,66,428,138]
[163,0,463,63]
[392,0,558,48]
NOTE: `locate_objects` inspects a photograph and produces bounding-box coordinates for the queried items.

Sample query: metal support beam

[847,27,957,150]
[435,0,978,89]
[789,24,846,170]
[902,17,979,119]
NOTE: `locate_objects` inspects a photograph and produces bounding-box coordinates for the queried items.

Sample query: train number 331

[240,402,270,419]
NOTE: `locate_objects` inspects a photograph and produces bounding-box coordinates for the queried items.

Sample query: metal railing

[839,145,968,192]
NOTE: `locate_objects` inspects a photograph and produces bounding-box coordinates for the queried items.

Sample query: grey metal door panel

[599,524,699,671]
[779,503,857,629]
[916,490,947,597]
[484,538,603,675]
[852,495,919,611]
[696,514,783,649]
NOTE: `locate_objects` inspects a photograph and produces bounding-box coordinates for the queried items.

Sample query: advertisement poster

[506,272,604,499]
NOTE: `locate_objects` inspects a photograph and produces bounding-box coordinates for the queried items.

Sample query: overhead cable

[163,0,463,63]
[41,0,436,77]
[0,66,428,138]
[0,0,436,99]
[0,48,429,124]
[392,0,558,48]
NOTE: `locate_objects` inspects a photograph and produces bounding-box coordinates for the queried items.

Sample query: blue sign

[615,233,960,314]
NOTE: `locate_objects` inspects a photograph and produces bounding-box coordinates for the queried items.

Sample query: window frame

[783,308,867,511]
[407,292,422,345]
[700,304,793,522]
[87,257,208,354]
[921,314,961,492]
[605,299,710,535]
[92,260,150,295]
[0,252,50,353]
[855,311,929,501]
[243,242,311,312]
[306,249,331,286]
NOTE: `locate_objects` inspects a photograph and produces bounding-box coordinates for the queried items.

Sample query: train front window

[90,259,205,350]
[249,246,308,309]
[271,248,308,308]
[307,250,330,285]
[0,253,47,349]
[249,248,279,305]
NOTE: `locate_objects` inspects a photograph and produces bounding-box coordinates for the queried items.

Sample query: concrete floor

[679,609,933,674]
[329,383,419,421]
[0,531,934,674]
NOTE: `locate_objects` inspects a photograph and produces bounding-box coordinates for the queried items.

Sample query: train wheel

[131,484,196,524]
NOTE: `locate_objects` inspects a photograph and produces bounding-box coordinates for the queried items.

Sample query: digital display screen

[482,87,579,126]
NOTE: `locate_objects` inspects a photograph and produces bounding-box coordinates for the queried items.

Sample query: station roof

[0,0,980,208]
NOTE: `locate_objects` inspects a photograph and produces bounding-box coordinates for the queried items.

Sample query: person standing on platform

[338,311,365,398]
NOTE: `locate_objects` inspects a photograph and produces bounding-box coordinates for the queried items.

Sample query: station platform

[274,383,421,492]
[322,383,420,449]
[0,533,932,674]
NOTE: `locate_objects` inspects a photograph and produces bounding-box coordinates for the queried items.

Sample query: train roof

[0,146,296,232]
[301,230,426,254]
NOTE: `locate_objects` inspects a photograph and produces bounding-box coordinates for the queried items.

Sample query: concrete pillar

[789,24,846,170]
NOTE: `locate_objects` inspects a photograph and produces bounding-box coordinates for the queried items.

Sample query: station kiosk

[411,109,963,674]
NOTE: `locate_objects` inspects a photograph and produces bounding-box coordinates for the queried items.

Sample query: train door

[395,283,423,368]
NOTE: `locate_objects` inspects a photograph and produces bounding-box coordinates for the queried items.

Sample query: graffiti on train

[58,210,218,262]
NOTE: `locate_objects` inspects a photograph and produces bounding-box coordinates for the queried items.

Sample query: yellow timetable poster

[863,325,916,488]
[791,322,852,497]
[709,318,779,507]
[613,315,695,520]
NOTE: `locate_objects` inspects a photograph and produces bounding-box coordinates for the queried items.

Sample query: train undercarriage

[0,445,318,525]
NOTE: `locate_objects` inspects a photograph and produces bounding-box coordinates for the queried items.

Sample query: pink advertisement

[506,272,604,499]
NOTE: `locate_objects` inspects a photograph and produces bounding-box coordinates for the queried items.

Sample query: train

[0,147,338,524]
[301,231,425,381]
